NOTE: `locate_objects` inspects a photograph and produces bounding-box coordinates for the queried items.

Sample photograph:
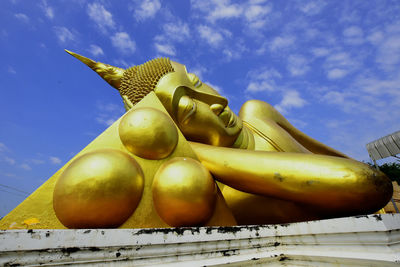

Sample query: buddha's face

[155,61,242,147]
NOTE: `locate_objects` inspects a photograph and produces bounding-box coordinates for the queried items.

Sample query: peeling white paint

[0,214,399,266]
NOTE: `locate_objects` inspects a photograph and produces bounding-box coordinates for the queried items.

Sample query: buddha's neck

[232,125,255,150]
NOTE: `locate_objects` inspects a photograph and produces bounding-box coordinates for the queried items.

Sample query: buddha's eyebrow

[184,87,228,107]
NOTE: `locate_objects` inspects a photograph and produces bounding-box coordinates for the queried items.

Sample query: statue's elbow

[372,169,393,206]
[354,166,393,212]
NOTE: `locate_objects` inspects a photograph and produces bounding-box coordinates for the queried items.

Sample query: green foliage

[378,162,400,184]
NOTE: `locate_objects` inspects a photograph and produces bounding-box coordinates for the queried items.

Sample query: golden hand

[122,95,134,111]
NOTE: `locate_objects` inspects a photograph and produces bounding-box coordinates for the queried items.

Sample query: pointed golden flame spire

[65,49,125,90]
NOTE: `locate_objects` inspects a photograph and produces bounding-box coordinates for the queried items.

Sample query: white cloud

[4,156,15,165]
[245,4,269,21]
[87,3,115,33]
[111,32,136,54]
[304,28,320,40]
[40,0,54,19]
[343,26,364,45]
[269,36,295,51]
[8,66,16,75]
[320,87,396,146]
[367,31,384,45]
[134,0,161,21]
[88,44,104,56]
[30,159,45,165]
[191,0,271,29]
[20,163,32,171]
[113,59,135,69]
[311,47,330,57]
[244,3,271,29]
[154,43,176,56]
[343,26,363,37]
[53,26,76,44]
[14,13,29,23]
[364,22,400,70]
[204,81,223,94]
[253,68,282,80]
[153,21,189,57]
[376,35,400,69]
[246,81,276,93]
[205,1,242,22]
[211,4,242,21]
[1,29,7,38]
[222,49,235,60]
[320,71,400,123]
[3,173,16,178]
[324,52,357,79]
[321,91,349,106]
[246,68,281,93]
[97,102,122,112]
[50,156,61,164]
[95,102,125,126]
[0,142,6,152]
[356,72,400,98]
[287,55,310,76]
[325,119,352,129]
[197,25,228,47]
[187,65,207,79]
[96,117,117,126]
[327,68,348,80]
[222,41,246,61]
[287,117,308,130]
[326,52,352,67]
[275,90,307,114]
[338,5,362,24]
[298,0,326,15]
[160,22,190,42]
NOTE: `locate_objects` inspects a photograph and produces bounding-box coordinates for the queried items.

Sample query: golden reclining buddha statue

[60,50,392,227]
[2,50,391,230]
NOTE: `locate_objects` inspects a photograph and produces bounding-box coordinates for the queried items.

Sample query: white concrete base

[1,214,399,266]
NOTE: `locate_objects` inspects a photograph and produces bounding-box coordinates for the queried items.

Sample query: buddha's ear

[65,49,125,90]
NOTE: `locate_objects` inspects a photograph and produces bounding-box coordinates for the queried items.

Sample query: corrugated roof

[366,131,400,161]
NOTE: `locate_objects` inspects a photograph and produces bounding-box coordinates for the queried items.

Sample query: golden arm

[239,100,348,158]
[190,142,393,214]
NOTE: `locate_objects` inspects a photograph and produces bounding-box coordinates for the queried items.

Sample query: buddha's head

[66,51,242,147]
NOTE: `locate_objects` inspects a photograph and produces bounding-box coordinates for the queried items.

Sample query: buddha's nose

[210,103,224,115]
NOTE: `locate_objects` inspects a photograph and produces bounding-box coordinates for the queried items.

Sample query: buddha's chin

[212,129,243,147]
[187,132,238,147]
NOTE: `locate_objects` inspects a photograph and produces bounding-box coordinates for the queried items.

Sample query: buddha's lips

[228,113,237,127]
[219,108,236,128]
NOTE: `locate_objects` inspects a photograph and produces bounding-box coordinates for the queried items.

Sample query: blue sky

[1,0,400,217]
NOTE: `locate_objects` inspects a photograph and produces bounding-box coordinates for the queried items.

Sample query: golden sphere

[152,157,217,227]
[53,149,144,228]
[119,107,178,159]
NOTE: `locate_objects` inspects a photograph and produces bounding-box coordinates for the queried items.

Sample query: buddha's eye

[187,73,202,88]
